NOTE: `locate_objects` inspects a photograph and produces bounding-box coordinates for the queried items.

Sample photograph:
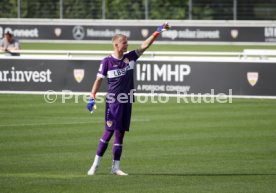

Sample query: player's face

[117,37,128,53]
[5,34,12,43]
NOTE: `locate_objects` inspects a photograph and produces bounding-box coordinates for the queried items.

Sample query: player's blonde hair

[112,34,127,43]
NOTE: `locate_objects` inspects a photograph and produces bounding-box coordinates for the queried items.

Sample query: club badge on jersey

[106,121,113,127]
[123,58,129,64]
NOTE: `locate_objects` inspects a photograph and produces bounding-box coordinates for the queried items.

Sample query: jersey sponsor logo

[73,69,85,83]
[106,121,113,127]
[72,25,85,40]
[113,67,127,77]
[107,61,134,78]
[247,72,259,87]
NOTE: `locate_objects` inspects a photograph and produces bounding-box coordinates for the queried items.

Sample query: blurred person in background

[0,31,20,56]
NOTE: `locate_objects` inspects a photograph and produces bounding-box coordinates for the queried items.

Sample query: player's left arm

[87,76,102,113]
[136,22,170,56]
[90,76,103,99]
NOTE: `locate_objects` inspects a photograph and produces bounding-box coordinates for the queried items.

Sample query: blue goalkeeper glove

[157,22,170,32]
[87,98,96,113]
[153,22,170,37]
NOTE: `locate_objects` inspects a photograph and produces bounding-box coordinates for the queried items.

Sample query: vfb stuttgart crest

[123,58,129,64]
[73,69,85,83]
[54,28,62,37]
[106,121,113,127]
[231,29,239,39]
[141,29,149,38]
[247,72,259,87]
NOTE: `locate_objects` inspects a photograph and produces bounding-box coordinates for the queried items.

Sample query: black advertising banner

[0,58,276,96]
[135,60,276,96]
[239,63,276,96]
[1,24,276,42]
[135,61,241,95]
[0,59,105,92]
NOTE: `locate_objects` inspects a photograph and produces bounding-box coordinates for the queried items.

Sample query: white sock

[112,160,120,170]
[92,155,102,167]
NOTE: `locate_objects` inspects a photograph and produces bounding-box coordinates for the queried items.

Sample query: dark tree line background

[0,0,276,20]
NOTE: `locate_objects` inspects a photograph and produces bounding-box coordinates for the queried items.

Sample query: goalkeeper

[87,23,170,176]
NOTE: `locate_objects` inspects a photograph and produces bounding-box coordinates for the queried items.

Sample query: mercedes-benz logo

[72,25,85,40]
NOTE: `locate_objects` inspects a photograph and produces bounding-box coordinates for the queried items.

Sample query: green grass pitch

[0,94,275,193]
[1,42,276,192]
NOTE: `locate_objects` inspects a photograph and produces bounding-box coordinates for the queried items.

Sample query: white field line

[0,91,276,99]
[19,39,276,46]
[0,121,96,128]
[0,118,150,128]
[0,173,85,179]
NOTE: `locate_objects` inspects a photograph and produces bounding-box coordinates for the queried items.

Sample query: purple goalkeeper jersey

[97,50,140,102]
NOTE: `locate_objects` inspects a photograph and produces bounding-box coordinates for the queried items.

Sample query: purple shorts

[105,102,132,131]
